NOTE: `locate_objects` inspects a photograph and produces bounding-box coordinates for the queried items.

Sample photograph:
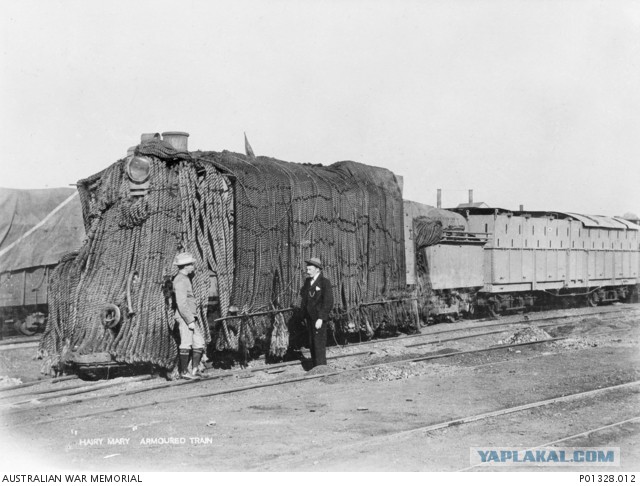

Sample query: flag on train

[244,132,255,159]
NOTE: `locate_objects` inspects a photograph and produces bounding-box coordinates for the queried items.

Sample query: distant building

[456,202,490,209]
[621,212,640,225]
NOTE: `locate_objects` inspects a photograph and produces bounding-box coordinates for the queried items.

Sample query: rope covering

[413,217,443,249]
[136,138,191,161]
[198,151,414,348]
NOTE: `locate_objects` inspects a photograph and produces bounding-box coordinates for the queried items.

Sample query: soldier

[300,257,334,368]
[173,252,204,379]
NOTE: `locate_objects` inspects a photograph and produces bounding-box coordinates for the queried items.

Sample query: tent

[0,188,85,321]
[0,188,85,273]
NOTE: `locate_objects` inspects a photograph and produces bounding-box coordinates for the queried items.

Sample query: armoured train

[30,131,639,376]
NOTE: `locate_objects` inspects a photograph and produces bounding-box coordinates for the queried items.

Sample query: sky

[1,0,639,217]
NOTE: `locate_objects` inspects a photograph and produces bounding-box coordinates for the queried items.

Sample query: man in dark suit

[300,257,334,368]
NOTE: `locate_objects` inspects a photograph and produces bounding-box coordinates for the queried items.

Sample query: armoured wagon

[460,208,640,314]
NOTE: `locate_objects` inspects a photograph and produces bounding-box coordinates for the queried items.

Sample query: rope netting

[39,144,416,372]
[195,151,414,347]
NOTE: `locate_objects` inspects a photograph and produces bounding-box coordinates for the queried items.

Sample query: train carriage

[452,208,640,314]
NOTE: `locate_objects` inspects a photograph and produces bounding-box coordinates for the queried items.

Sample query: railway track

[311,380,640,454]
[2,336,568,424]
[0,336,40,346]
[0,303,635,355]
[0,306,592,405]
[1,303,636,411]
[0,340,40,351]
[256,379,640,471]
[2,302,636,391]
[330,303,640,350]
[7,324,632,425]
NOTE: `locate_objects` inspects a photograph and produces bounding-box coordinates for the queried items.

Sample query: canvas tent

[0,188,85,324]
[0,188,85,272]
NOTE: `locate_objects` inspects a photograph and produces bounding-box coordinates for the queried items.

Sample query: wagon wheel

[617,287,632,303]
[19,320,37,336]
[465,303,476,318]
[488,302,500,318]
[587,292,599,307]
[14,320,36,336]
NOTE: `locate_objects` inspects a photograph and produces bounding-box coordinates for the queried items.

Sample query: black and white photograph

[0,0,639,481]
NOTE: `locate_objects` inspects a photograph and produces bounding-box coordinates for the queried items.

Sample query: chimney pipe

[162,131,189,151]
[469,189,473,204]
[437,189,442,209]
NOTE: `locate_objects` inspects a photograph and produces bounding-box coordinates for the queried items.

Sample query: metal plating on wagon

[458,207,640,315]
[36,131,640,378]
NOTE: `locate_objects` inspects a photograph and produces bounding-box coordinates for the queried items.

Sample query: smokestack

[162,131,189,151]
[437,189,442,209]
[469,189,473,204]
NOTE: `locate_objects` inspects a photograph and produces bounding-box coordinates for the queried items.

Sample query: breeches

[176,314,205,350]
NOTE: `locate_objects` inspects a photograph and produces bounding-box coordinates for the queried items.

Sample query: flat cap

[305,257,323,269]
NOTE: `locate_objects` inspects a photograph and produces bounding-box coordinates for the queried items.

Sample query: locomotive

[36,132,639,377]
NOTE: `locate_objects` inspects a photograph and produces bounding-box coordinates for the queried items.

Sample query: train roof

[449,206,640,231]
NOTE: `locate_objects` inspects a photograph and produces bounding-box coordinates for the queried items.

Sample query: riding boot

[192,348,203,376]
[179,350,193,379]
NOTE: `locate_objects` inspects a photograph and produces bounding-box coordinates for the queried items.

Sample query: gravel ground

[1,304,638,472]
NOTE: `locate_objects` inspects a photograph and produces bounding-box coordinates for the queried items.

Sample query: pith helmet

[173,252,195,266]
[305,257,323,269]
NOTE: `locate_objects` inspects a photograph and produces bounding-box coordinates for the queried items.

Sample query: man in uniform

[300,257,334,368]
[173,252,205,379]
